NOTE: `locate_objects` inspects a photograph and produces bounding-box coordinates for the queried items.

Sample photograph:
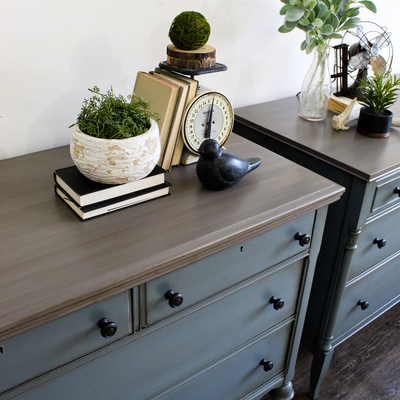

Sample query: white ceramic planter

[70,119,161,184]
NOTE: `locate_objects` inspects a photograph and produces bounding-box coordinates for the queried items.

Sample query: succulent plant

[358,69,400,114]
[278,0,377,53]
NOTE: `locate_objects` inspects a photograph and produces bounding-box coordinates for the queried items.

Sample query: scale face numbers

[182,91,234,155]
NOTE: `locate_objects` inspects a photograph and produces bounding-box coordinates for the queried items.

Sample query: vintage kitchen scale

[158,42,234,165]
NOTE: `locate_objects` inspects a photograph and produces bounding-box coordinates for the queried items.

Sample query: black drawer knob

[260,359,274,372]
[373,238,386,249]
[97,318,117,338]
[165,289,183,308]
[294,232,311,247]
[269,296,285,310]
[394,187,400,197]
[357,300,370,310]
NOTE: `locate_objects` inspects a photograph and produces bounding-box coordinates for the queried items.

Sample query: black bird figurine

[196,139,261,190]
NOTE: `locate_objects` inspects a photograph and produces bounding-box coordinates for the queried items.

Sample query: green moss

[70,86,159,139]
[169,11,211,50]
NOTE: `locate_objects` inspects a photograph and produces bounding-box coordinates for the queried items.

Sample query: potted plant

[70,86,160,184]
[356,70,400,138]
[278,0,377,121]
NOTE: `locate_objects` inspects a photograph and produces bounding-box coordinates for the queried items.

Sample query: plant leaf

[321,10,332,23]
[343,7,361,19]
[327,13,339,30]
[324,32,343,40]
[359,1,377,13]
[338,0,351,17]
[284,19,299,29]
[340,17,361,30]
[317,2,328,18]
[280,4,291,15]
[312,18,323,28]
[278,24,295,33]
[299,17,311,26]
[285,6,305,22]
[307,0,317,10]
[305,38,318,53]
[321,24,333,35]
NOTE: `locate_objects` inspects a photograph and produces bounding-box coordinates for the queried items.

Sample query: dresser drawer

[334,252,400,341]
[371,172,400,213]
[0,291,132,394]
[11,258,305,400]
[158,321,293,400]
[145,212,314,324]
[348,205,400,280]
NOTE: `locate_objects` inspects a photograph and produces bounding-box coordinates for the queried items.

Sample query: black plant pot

[357,107,393,138]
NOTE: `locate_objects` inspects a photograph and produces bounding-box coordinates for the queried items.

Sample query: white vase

[70,119,161,184]
[299,45,332,121]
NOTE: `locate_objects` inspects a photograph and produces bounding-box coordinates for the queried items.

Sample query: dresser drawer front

[348,205,400,280]
[0,291,131,394]
[371,172,400,212]
[12,259,305,400]
[158,322,293,400]
[334,252,400,340]
[146,212,314,324]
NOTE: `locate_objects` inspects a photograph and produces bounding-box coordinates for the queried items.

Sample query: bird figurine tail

[246,157,262,175]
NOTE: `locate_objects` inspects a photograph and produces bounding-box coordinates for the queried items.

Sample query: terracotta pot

[70,119,161,184]
[357,107,393,138]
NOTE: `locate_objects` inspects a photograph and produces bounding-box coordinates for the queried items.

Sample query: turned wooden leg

[309,348,334,399]
[269,381,294,400]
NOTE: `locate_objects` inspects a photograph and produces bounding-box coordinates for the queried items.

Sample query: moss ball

[169,11,211,50]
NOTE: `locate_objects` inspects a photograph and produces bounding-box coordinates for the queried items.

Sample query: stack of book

[329,94,362,115]
[54,166,171,220]
[133,69,199,170]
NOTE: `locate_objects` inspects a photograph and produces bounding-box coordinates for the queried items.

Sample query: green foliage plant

[169,11,211,50]
[278,0,377,54]
[357,69,400,114]
[70,86,159,140]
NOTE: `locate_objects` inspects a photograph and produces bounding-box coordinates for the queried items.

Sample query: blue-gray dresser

[234,97,400,398]
[0,134,343,399]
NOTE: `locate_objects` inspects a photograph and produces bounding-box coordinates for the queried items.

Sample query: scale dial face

[182,91,234,155]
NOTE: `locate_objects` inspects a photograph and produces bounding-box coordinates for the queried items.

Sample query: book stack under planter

[54,166,170,220]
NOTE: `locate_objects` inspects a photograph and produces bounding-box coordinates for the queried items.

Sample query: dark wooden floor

[264,302,400,400]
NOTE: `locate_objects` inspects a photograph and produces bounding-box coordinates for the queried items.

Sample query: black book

[55,182,171,220]
[54,165,166,207]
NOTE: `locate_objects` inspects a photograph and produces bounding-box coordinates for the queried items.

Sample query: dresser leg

[309,348,334,399]
[269,381,294,400]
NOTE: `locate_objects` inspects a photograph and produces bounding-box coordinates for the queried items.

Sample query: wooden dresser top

[0,134,343,340]
[235,97,400,181]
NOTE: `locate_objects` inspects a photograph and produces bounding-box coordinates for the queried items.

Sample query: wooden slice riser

[167,44,216,69]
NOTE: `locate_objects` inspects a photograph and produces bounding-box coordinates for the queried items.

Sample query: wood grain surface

[0,134,343,340]
[235,97,400,181]
[167,44,216,68]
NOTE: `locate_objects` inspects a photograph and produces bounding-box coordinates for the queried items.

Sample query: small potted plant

[357,70,400,138]
[70,86,160,184]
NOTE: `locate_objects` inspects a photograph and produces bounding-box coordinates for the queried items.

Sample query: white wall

[1,0,399,160]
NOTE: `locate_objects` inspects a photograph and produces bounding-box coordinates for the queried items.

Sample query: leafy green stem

[278,0,377,53]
